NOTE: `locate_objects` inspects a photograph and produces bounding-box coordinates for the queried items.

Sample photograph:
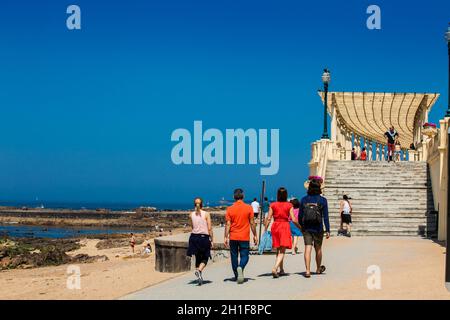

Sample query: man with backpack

[298,178,330,278]
[384,126,399,162]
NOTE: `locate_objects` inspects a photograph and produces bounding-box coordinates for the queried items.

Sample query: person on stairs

[339,195,353,237]
[384,126,399,162]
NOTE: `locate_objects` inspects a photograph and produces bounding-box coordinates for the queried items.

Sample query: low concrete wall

[155,227,227,273]
[155,237,192,273]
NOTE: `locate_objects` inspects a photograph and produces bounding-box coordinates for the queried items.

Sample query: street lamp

[321,68,331,139]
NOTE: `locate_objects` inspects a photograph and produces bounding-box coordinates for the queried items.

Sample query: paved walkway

[122,237,450,300]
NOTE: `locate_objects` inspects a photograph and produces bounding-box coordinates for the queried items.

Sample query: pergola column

[367,139,372,160]
[355,135,361,157]
[345,130,352,160]
[375,143,379,160]
[338,125,346,160]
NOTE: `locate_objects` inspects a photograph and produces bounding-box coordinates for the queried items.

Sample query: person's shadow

[187,280,213,285]
[295,271,309,278]
[257,272,291,277]
[223,277,255,283]
[295,271,326,277]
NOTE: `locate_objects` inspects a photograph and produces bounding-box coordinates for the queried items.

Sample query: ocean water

[0,224,148,239]
[0,200,230,211]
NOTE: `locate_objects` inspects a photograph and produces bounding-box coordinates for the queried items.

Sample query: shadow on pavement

[187,280,213,285]
[257,272,292,277]
[223,277,255,283]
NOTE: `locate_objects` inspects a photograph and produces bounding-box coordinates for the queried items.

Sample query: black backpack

[302,201,323,226]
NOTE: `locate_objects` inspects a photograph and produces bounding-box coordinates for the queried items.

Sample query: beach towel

[258,231,273,254]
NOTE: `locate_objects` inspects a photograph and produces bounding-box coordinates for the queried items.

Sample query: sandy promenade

[0,238,184,300]
[2,236,450,300]
[124,237,450,300]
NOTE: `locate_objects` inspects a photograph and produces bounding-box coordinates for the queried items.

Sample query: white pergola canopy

[319,92,439,147]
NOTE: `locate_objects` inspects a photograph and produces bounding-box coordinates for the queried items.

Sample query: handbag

[258,230,273,255]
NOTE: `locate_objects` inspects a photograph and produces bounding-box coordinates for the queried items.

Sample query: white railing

[309,139,333,181]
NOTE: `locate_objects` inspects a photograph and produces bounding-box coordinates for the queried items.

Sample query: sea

[0,200,230,211]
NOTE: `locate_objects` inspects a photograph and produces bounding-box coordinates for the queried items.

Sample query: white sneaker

[236,267,244,284]
[195,270,203,286]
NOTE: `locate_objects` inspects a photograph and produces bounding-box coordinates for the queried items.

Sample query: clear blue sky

[0,0,449,205]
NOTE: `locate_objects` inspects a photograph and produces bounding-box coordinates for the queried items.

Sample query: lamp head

[321,68,331,84]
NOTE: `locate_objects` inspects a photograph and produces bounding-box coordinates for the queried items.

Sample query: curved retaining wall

[155,227,227,273]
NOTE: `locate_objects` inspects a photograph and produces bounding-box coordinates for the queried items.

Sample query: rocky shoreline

[0,206,226,229]
[0,237,109,270]
[0,227,189,270]
[0,206,226,270]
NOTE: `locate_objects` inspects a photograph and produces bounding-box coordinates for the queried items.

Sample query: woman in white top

[339,195,353,237]
[186,197,214,285]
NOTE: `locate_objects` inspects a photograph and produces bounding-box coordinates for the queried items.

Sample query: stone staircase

[323,160,437,236]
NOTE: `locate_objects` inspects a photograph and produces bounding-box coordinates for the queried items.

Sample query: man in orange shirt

[224,188,258,284]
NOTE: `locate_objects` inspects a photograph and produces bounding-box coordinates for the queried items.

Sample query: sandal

[304,272,311,278]
[317,265,326,274]
[279,270,286,276]
[272,269,279,278]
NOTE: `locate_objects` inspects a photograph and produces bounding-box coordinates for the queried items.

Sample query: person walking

[384,126,399,162]
[251,198,260,223]
[262,197,270,219]
[299,178,330,278]
[130,233,136,254]
[264,187,301,278]
[187,197,214,286]
[339,195,353,237]
[289,198,302,255]
[224,188,258,284]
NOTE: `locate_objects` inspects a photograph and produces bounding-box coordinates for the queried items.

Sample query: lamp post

[445,23,450,292]
[321,68,331,139]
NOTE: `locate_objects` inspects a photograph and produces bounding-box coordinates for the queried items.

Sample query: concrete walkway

[122,237,450,300]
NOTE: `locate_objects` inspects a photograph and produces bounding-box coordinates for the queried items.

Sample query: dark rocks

[71,254,109,263]
[0,237,106,270]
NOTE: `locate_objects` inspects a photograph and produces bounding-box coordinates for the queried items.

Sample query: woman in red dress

[264,187,301,278]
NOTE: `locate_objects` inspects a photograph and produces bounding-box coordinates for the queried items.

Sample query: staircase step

[323,160,434,237]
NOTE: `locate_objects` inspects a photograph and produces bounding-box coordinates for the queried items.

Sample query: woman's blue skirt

[290,221,302,237]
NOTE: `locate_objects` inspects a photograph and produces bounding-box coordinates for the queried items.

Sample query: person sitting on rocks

[143,242,152,254]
